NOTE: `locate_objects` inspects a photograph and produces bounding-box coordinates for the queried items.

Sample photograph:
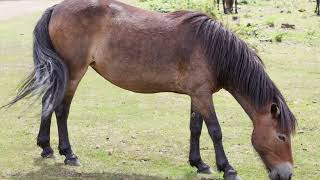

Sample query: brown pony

[216,0,238,14]
[3,0,296,179]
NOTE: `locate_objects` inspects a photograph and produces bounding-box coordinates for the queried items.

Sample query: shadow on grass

[8,157,219,180]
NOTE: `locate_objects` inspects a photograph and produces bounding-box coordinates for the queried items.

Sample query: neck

[228,89,259,122]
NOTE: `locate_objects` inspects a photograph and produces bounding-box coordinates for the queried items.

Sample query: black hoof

[41,147,55,158]
[64,154,81,166]
[224,169,241,180]
[197,166,212,174]
[190,160,212,174]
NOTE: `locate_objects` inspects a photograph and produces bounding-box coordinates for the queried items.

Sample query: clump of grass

[239,0,249,5]
[243,13,252,18]
[232,23,261,39]
[305,29,316,40]
[266,20,275,28]
[274,32,286,42]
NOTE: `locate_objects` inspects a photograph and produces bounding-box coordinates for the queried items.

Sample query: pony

[3,0,296,179]
[216,0,238,14]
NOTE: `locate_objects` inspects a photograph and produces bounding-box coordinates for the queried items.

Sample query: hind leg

[55,68,87,166]
[37,92,54,158]
[55,97,78,165]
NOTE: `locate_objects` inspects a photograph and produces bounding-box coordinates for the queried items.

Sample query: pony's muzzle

[269,163,293,180]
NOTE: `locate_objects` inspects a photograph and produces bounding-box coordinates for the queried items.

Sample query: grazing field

[0,0,319,179]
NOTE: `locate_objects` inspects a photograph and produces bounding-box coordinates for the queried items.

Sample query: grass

[0,0,320,179]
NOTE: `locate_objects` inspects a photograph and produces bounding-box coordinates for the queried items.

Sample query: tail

[1,6,68,117]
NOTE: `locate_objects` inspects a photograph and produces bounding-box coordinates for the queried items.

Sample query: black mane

[178,11,297,133]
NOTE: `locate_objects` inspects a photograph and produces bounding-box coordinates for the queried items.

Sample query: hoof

[190,160,212,174]
[224,174,241,180]
[42,153,56,159]
[224,169,241,180]
[197,166,213,174]
[64,154,81,166]
[41,147,55,159]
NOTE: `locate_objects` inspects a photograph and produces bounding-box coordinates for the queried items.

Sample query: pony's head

[252,97,296,180]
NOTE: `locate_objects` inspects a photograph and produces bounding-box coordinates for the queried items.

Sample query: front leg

[189,103,212,174]
[222,0,227,14]
[235,0,238,14]
[191,93,241,180]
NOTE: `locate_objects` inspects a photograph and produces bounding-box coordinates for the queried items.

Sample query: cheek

[275,141,293,163]
[251,129,273,150]
[251,132,269,156]
[252,132,293,164]
[251,118,278,151]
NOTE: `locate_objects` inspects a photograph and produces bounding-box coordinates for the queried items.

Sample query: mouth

[268,163,293,180]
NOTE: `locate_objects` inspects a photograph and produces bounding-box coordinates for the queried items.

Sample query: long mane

[174,11,297,133]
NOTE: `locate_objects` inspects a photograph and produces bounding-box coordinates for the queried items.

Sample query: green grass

[0,0,320,179]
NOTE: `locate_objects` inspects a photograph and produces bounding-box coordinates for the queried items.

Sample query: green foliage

[266,19,275,27]
[138,0,218,17]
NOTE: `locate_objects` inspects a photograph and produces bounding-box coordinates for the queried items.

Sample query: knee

[209,126,222,142]
[190,125,202,136]
[55,104,65,117]
[190,113,202,136]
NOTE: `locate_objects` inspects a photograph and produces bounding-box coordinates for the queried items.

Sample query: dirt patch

[0,0,137,21]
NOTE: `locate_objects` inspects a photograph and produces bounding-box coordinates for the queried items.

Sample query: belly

[90,36,182,93]
[91,57,179,93]
[88,12,189,93]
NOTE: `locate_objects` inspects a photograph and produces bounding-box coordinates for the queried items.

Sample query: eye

[277,134,287,142]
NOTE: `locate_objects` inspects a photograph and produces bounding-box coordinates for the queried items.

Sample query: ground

[0,0,59,21]
[0,0,319,180]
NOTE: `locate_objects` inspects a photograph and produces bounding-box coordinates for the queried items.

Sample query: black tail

[1,6,68,117]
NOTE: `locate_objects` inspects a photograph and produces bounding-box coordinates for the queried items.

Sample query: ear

[271,103,280,118]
